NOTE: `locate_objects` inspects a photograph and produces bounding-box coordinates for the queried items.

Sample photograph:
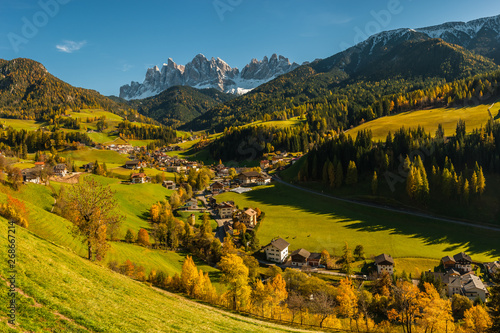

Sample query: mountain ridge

[119,54,300,100]
[183,29,499,131]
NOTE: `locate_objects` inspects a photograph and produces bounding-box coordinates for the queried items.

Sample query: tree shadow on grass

[243,184,500,259]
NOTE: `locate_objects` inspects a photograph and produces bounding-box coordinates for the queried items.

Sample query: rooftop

[269,238,290,251]
[374,253,394,265]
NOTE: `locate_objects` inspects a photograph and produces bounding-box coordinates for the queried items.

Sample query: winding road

[272,176,500,233]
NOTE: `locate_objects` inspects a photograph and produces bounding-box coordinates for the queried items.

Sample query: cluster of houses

[486,260,500,277]
[259,152,301,171]
[208,199,260,236]
[433,252,490,302]
[21,162,69,184]
[103,144,135,155]
[259,244,493,302]
[261,238,321,268]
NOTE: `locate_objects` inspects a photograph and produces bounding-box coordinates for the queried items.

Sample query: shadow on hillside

[244,183,500,259]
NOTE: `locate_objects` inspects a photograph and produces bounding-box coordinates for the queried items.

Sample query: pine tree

[477,167,486,197]
[219,254,251,310]
[181,256,199,296]
[346,161,357,186]
[322,159,329,185]
[327,160,335,188]
[371,171,378,195]
[311,154,318,180]
[335,161,343,188]
[470,171,478,195]
[463,180,470,204]
[102,162,108,176]
[125,229,135,243]
[406,167,415,199]
[419,165,429,202]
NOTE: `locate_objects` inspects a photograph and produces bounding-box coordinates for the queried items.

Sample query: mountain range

[119,54,300,100]
[184,15,500,131]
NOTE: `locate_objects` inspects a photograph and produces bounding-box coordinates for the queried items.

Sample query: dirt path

[0,276,89,332]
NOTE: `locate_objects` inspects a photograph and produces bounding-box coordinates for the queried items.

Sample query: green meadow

[216,183,500,263]
[0,118,42,131]
[0,218,309,333]
[241,117,305,129]
[59,148,128,165]
[348,102,498,141]
[0,178,216,281]
[70,109,124,122]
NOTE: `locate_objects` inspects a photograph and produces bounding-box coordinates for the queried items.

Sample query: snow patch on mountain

[120,54,299,100]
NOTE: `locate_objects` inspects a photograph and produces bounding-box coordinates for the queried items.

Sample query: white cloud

[56,40,87,53]
[121,63,133,72]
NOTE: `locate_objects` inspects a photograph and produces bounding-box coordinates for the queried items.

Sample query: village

[6,141,500,307]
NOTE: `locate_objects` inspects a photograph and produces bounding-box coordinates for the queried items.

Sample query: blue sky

[2,0,500,96]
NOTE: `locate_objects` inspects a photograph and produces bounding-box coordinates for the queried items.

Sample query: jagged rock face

[119,53,299,100]
[416,15,500,46]
[241,54,298,80]
[415,14,500,62]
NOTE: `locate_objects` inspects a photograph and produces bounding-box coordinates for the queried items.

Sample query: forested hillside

[185,36,499,132]
[128,86,234,128]
[0,58,151,124]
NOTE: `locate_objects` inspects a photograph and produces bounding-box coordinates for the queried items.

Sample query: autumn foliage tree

[0,195,29,228]
[66,177,123,261]
[219,253,251,311]
[463,305,492,333]
[137,228,150,247]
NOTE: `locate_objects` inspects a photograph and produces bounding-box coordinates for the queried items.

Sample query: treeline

[209,125,316,161]
[300,119,499,204]
[110,253,499,332]
[117,121,176,145]
[0,128,93,155]
[189,74,447,132]
[209,70,500,162]
[0,58,154,124]
[297,71,500,135]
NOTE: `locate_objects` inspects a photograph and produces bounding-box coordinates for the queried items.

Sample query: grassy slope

[347,102,498,141]
[216,183,500,263]
[0,118,41,131]
[1,109,152,146]
[0,218,311,333]
[166,138,216,165]
[282,151,500,226]
[241,117,305,129]
[60,148,129,165]
[0,180,218,282]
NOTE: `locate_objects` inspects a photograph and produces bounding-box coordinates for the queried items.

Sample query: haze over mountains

[119,54,300,100]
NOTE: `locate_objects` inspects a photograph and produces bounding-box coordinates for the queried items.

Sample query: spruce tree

[371,171,378,195]
[327,161,335,188]
[477,167,486,197]
[345,161,357,186]
[463,180,470,204]
[322,159,330,185]
[470,171,478,195]
[335,161,343,188]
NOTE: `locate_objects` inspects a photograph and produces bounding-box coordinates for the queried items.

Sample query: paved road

[272,176,500,232]
[196,193,229,243]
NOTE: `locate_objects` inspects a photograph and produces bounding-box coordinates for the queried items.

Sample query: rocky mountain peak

[119,54,299,100]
